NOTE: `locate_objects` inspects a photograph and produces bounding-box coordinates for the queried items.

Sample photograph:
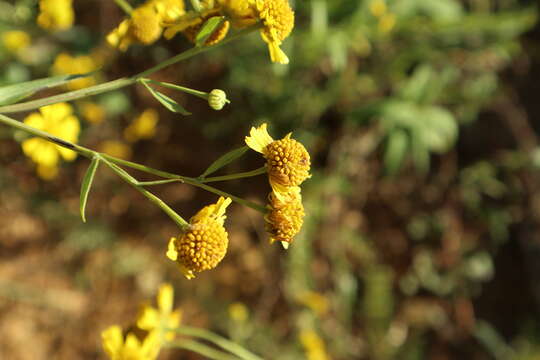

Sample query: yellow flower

[163,2,230,46]
[99,140,133,160]
[378,13,396,33]
[218,0,294,64]
[107,0,185,51]
[296,291,329,316]
[369,0,387,17]
[245,123,310,197]
[166,197,231,279]
[228,302,249,322]
[79,101,106,124]
[299,329,329,360]
[22,103,80,180]
[137,283,182,342]
[124,109,159,142]
[102,325,160,360]
[2,31,31,53]
[37,0,74,31]
[52,53,99,90]
[265,186,304,247]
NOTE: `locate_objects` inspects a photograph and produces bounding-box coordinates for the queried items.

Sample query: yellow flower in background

[107,0,185,51]
[137,283,182,342]
[265,186,304,247]
[166,197,231,279]
[299,329,330,360]
[228,302,249,322]
[245,123,310,198]
[2,31,31,53]
[369,0,387,18]
[99,140,133,160]
[102,325,160,360]
[218,0,294,64]
[296,291,329,316]
[22,103,80,181]
[37,0,74,31]
[124,109,159,142]
[378,13,396,33]
[79,101,106,124]
[52,53,99,90]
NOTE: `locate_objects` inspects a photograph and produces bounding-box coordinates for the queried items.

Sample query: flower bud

[208,89,228,111]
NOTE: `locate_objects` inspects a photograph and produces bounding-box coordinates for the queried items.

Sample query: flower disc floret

[167,197,231,279]
[265,187,304,245]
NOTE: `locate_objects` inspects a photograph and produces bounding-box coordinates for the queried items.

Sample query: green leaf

[0,72,95,106]
[80,155,100,223]
[141,81,191,115]
[200,146,249,178]
[384,129,409,176]
[195,16,225,47]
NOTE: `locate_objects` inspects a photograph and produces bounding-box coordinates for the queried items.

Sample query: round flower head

[208,89,228,110]
[166,197,232,279]
[265,186,304,248]
[245,123,310,197]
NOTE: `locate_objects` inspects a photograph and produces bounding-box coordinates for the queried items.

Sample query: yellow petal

[166,237,178,261]
[40,102,73,122]
[23,113,45,130]
[137,306,160,330]
[101,325,124,358]
[178,263,195,280]
[157,283,174,312]
[245,123,273,153]
[267,41,289,64]
[141,330,161,359]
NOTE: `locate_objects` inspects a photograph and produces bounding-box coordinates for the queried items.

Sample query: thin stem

[0,25,262,114]
[167,339,241,360]
[173,326,264,360]
[102,159,189,229]
[0,113,267,214]
[143,78,208,100]
[114,0,133,14]
[201,167,267,183]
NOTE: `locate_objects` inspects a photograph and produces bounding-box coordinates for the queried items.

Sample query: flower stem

[0,113,267,214]
[142,78,208,100]
[114,0,133,14]
[201,167,267,183]
[0,25,262,114]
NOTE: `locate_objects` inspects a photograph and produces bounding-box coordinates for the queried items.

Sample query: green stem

[173,326,264,360]
[0,25,261,114]
[201,167,267,183]
[167,339,241,360]
[143,78,208,100]
[0,113,266,214]
[102,159,190,229]
[114,0,133,14]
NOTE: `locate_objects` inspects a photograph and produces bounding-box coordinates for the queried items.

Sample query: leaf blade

[195,16,225,47]
[141,81,191,115]
[200,146,249,178]
[80,155,100,223]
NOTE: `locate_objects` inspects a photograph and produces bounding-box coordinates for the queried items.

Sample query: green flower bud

[208,89,228,111]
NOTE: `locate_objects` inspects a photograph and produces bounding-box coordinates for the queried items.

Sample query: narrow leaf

[195,16,225,47]
[201,146,248,178]
[0,72,95,106]
[384,129,409,176]
[80,156,100,223]
[142,81,191,115]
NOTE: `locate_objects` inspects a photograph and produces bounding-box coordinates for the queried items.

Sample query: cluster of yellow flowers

[21,103,80,180]
[102,284,181,360]
[165,124,309,280]
[369,0,396,34]
[52,53,100,90]
[107,0,295,64]
[37,0,74,31]
[246,123,310,248]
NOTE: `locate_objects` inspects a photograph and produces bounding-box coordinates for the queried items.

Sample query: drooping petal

[101,325,124,358]
[245,123,274,153]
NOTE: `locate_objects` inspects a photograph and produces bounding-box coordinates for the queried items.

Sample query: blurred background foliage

[1,0,540,359]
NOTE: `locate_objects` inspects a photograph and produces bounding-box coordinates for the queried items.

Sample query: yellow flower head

[152,0,186,23]
[245,123,310,196]
[2,31,31,53]
[124,109,159,142]
[299,329,330,360]
[100,140,133,160]
[79,101,106,124]
[22,103,80,180]
[37,0,74,31]
[52,53,98,90]
[218,0,294,64]
[166,197,232,279]
[265,186,304,247]
[137,283,182,342]
[102,325,160,360]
